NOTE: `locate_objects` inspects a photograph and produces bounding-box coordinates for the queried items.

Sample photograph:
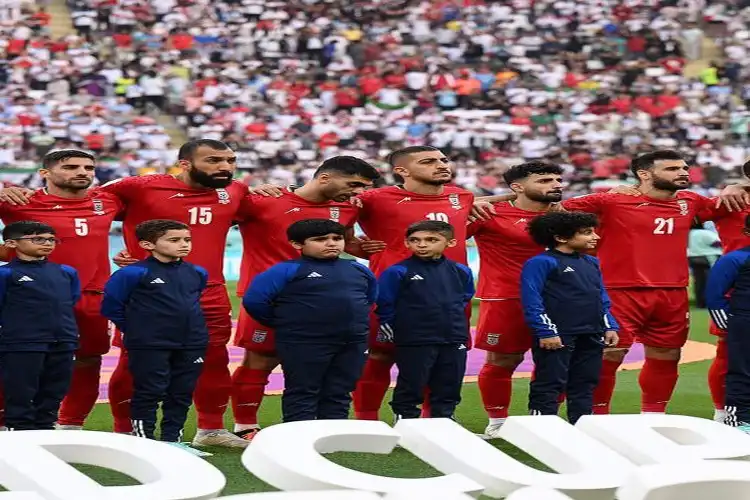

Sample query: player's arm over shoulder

[96,175,160,203]
[560,192,613,214]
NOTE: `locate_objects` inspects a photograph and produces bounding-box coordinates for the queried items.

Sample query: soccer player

[560,150,736,414]
[0,150,121,430]
[352,146,475,421]
[467,161,562,438]
[231,156,382,439]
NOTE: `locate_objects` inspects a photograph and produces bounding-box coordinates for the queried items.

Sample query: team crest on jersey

[449,193,462,210]
[486,333,500,346]
[329,207,340,222]
[216,188,230,205]
[92,199,104,215]
[677,200,689,216]
[252,330,267,343]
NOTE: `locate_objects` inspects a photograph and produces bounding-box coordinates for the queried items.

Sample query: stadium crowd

[1,0,750,196]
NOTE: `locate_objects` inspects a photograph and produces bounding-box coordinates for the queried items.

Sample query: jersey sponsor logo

[252,329,267,343]
[563,266,575,273]
[52,205,63,209]
[458,344,466,350]
[168,193,185,199]
[513,218,528,225]
[285,207,301,214]
[636,202,650,208]
[677,199,689,216]
[193,357,204,364]
[150,278,166,284]
[92,199,104,215]
[410,274,424,280]
[449,193,462,210]
[485,333,500,345]
[307,271,323,278]
[17,275,34,282]
[396,197,412,204]
[329,206,340,222]
[216,188,230,205]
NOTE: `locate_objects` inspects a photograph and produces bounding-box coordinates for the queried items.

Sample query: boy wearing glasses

[0,220,81,430]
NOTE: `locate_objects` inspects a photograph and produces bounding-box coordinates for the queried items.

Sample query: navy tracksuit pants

[128,347,206,441]
[725,315,750,425]
[391,343,468,419]
[0,344,75,430]
[529,334,604,424]
[277,341,367,422]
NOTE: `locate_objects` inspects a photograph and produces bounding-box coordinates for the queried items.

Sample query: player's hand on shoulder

[0,185,34,205]
[358,235,386,254]
[470,199,497,222]
[350,197,363,208]
[548,202,565,212]
[539,336,563,350]
[603,330,619,347]
[716,183,750,212]
[248,184,285,197]
[607,185,641,196]
[113,250,138,268]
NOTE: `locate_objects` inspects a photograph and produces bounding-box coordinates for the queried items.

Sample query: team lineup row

[0,141,746,446]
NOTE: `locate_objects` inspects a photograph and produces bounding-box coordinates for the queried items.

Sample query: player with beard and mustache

[350,146,476,421]
[466,161,565,439]
[560,149,742,419]
[0,149,122,433]
[0,140,259,447]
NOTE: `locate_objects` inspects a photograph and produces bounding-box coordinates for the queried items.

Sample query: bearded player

[100,139,262,447]
[561,150,747,415]
[230,156,383,440]
[0,149,121,430]
[352,146,475,420]
[468,161,563,438]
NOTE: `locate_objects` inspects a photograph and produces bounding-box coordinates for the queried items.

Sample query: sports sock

[478,364,514,419]
[194,344,231,430]
[639,357,679,413]
[420,388,431,418]
[58,358,102,427]
[708,340,728,411]
[592,358,622,415]
[353,357,393,420]
[108,351,134,434]
[231,366,271,428]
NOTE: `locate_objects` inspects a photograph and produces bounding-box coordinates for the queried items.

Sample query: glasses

[14,237,60,245]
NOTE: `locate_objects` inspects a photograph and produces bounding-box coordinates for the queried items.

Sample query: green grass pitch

[74,282,717,495]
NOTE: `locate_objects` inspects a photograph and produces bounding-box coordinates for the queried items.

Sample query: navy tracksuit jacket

[243,255,377,422]
[520,250,618,424]
[706,246,750,425]
[0,258,81,430]
[376,255,474,420]
[101,256,208,441]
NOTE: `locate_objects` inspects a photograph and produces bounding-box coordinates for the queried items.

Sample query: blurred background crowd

[0,0,749,198]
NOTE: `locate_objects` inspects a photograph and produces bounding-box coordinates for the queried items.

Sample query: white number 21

[653,217,674,235]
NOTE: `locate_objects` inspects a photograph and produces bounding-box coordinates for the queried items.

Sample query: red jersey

[562,191,712,288]
[0,190,123,292]
[357,185,474,276]
[236,190,359,295]
[467,202,545,299]
[98,175,251,285]
[702,205,750,253]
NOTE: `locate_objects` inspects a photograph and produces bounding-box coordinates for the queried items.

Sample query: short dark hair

[630,150,685,176]
[405,220,455,240]
[287,219,346,244]
[313,156,380,180]
[135,219,190,244]
[3,221,56,240]
[178,139,231,161]
[387,146,441,166]
[503,161,563,185]
[42,149,96,169]
[527,211,599,249]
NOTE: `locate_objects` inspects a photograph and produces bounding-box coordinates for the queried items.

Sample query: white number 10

[426,212,449,222]
[653,217,675,235]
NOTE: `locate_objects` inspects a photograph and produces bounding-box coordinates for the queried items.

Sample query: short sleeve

[561,193,608,215]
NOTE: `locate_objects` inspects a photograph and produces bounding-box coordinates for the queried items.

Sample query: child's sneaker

[192,429,250,448]
[167,442,213,457]
[235,428,260,442]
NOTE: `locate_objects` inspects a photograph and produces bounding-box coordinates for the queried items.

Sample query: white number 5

[653,217,674,235]
[188,207,213,225]
[74,218,88,236]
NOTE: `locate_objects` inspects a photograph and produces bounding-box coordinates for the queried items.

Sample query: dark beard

[188,166,233,188]
[652,177,685,192]
[526,191,563,203]
[423,178,451,186]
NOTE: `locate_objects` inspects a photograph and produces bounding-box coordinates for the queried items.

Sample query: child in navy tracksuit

[243,219,377,422]
[377,221,475,421]
[101,220,208,450]
[0,221,80,431]
[521,212,619,424]
[706,215,750,431]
